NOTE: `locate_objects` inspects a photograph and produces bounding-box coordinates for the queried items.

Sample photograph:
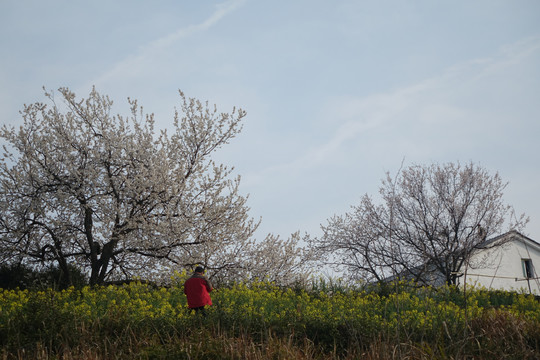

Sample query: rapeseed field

[1,279,539,359]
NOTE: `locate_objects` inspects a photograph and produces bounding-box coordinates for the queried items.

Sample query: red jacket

[184,274,213,308]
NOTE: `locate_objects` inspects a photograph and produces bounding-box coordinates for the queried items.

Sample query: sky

[1,0,539,242]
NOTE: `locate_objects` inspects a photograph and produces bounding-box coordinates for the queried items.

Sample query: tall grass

[1,281,539,359]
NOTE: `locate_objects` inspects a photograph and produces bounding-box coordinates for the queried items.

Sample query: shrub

[0,263,88,290]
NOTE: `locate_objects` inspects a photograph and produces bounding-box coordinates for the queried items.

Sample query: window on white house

[522,259,534,279]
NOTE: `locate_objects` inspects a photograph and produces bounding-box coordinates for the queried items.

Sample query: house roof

[479,230,540,251]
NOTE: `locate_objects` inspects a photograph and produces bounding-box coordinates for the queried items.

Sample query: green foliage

[0,263,36,289]
[0,263,88,290]
[0,281,539,359]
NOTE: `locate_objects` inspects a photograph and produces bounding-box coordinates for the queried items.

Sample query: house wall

[461,234,540,295]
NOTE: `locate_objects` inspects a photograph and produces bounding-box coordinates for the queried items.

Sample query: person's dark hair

[194,266,205,273]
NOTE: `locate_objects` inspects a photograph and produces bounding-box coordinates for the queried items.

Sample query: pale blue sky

[1,0,539,240]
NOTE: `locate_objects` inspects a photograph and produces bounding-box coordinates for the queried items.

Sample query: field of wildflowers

[1,279,539,359]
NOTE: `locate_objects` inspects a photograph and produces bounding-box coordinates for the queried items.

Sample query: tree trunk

[56,255,72,288]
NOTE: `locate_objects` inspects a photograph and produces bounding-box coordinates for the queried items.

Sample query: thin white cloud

[244,35,540,186]
[89,0,246,89]
[149,0,246,50]
[319,36,540,159]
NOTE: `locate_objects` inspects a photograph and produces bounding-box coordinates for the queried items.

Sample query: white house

[459,231,540,295]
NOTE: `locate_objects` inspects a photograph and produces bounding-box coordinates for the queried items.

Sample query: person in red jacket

[184,266,213,316]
